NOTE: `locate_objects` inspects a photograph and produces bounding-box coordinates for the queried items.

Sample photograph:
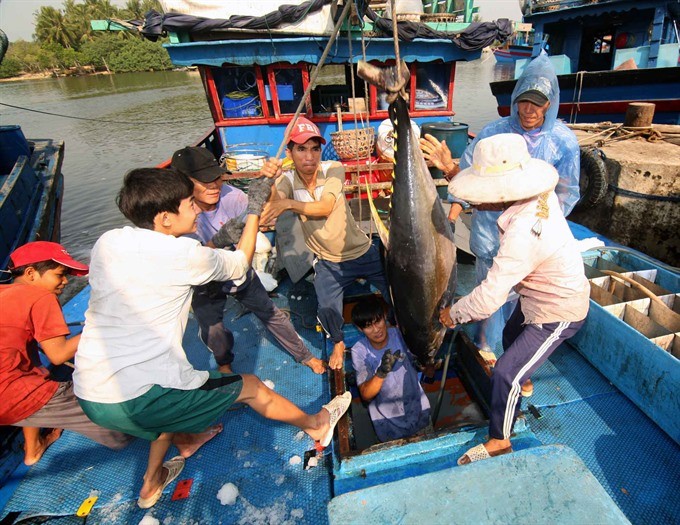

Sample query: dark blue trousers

[489,303,585,440]
[192,269,313,366]
[313,241,391,344]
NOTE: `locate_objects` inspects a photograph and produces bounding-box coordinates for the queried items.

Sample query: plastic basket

[330,128,375,161]
[222,93,261,118]
[222,143,271,172]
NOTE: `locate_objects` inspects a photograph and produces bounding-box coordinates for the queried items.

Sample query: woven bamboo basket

[396,12,422,22]
[331,128,375,161]
[421,13,459,23]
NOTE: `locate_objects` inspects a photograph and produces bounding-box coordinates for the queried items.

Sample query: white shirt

[73,227,249,403]
[450,192,589,326]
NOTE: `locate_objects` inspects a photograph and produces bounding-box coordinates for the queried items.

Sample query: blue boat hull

[490,66,680,124]
[492,45,533,62]
[0,137,64,271]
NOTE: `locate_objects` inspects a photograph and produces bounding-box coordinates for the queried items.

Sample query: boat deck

[0,260,679,524]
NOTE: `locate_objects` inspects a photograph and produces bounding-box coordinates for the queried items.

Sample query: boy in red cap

[260,117,392,371]
[0,241,131,465]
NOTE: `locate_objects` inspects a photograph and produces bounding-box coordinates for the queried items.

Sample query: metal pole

[431,327,460,427]
[274,0,354,160]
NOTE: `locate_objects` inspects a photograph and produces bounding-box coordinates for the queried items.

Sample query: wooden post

[624,102,655,128]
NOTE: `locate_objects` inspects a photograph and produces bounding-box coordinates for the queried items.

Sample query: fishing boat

[490,0,680,124]
[0,30,64,273]
[0,28,66,508]
[1,2,679,524]
[492,22,534,62]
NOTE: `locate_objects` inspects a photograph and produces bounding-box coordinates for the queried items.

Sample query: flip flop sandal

[457,444,513,466]
[137,455,185,509]
[318,391,352,448]
[457,443,490,465]
[479,348,497,367]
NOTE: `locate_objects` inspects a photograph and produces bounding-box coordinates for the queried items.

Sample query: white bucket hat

[448,134,558,204]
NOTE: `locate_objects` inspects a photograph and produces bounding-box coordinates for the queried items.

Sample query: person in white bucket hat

[422,51,580,365]
[439,134,589,465]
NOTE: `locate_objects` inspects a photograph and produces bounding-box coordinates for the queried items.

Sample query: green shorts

[78,371,243,441]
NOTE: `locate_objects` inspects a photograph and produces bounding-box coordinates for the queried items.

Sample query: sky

[0,0,522,43]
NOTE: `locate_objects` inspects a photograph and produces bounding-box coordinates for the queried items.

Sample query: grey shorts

[14,381,132,450]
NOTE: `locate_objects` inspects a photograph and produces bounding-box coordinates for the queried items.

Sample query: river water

[0,56,514,262]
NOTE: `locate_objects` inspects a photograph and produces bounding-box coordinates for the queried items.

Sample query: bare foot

[305,408,331,443]
[305,357,326,375]
[24,429,63,466]
[173,424,223,458]
[218,364,233,374]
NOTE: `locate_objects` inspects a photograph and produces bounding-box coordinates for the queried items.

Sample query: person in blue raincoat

[420,51,580,368]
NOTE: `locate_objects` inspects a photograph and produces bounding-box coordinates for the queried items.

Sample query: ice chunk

[263,379,275,389]
[217,483,239,505]
[256,270,278,291]
[138,515,160,525]
[289,455,302,465]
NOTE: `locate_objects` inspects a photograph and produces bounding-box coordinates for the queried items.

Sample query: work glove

[211,217,245,248]
[375,349,402,379]
[246,177,275,217]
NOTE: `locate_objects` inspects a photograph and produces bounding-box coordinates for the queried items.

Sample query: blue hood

[510,50,560,132]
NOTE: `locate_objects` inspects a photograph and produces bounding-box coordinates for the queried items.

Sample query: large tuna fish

[358,60,457,366]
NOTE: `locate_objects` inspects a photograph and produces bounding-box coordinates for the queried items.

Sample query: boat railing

[525,0,623,15]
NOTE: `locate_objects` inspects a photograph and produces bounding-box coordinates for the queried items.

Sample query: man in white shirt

[73,167,351,509]
[439,134,589,465]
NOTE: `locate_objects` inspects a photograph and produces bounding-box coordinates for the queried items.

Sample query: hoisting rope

[391,0,403,84]
[273,0,354,160]
[568,70,586,124]
[347,22,367,232]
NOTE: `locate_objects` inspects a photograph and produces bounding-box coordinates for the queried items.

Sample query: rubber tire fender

[576,147,608,209]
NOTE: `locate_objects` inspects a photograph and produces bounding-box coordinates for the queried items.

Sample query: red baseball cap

[287,117,326,145]
[9,241,89,276]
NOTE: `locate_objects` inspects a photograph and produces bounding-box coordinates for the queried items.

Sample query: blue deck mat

[528,343,618,407]
[3,266,678,524]
[529,393,680,525]
[2,278,337,524]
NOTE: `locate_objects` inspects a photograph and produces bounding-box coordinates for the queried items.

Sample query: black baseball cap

[171,147,230,183]
[515,89,549,106]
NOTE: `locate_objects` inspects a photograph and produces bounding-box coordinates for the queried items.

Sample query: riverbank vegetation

[0,0,171,79]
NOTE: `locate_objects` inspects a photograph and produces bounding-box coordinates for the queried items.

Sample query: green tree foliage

[121,0,164,20]
[0,56,23,78]
[3,0,169,78]
[34,6,76,48]
[0,40,52,74]
[106,37,173,72]
[79,33,129,68]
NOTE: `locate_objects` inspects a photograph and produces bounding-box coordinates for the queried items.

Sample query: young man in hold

[0,241,132,465]
[170,146,325,375]
[260,117,392,371]
[350,295,430,442]
[438,134,589,465]
[73,168,351,509]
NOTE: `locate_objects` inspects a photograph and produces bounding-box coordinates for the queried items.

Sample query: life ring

[576,147,608,209]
